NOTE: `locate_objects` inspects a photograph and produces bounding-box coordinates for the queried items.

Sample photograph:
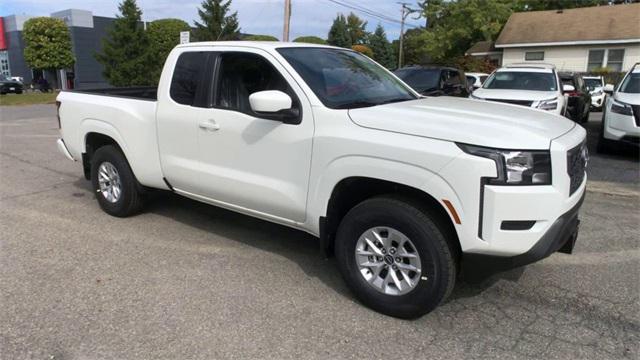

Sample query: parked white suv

[598,63,640,152]
[465,72,489,89]
[583,75,607,110]
[471,63,568,116]
[56,42,587,318]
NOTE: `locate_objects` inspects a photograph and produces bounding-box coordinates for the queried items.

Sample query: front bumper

[603,107,640,143]
[461,191,584,278]
[591,94,604,109]
[0,83,23,93]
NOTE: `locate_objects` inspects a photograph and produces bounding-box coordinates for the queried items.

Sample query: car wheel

[335,195,457,319]
[90,145,144,217]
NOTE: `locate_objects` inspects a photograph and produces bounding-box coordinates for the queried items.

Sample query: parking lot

[1,104,638,359]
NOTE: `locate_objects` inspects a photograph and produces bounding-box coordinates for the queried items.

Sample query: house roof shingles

[466,40,498,54]
[495,3,640,47]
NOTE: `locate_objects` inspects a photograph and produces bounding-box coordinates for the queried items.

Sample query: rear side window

[170,52,210,106]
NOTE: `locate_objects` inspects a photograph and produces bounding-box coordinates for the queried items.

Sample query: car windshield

[619,73,640,93]
[394,68,441,92]
[483,71,557,91]
[277,47,416,109]
[584,78,603,91]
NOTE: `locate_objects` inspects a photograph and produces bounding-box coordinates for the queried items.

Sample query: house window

[524,51,544,61]
[607,49,625,72]
[587,50,605,71]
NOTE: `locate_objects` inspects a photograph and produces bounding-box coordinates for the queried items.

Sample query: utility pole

[397,2,420,69]
[283,0,292,42]
[398,3,411,69]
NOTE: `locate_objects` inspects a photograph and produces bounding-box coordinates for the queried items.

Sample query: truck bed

[69,87,157,101]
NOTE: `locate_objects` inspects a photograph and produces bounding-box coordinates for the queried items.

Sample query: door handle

[198,120,220,131]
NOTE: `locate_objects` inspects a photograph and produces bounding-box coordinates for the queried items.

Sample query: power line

[324,0,421,29]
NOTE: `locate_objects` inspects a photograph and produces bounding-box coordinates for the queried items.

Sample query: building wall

[501,43,640,72]
[68,16,113,89]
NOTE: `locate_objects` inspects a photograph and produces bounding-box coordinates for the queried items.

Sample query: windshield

[619,72,640,93]
[277,47,416,109]
[395,68,441,92]
[483,71,557,91]
[584,78,603,91]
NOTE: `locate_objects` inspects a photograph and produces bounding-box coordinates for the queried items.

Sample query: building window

[588,49,625,72]
[524,51,544,61]
[587,50,605,70]
[0,51,9,77]
[607,49,625,72]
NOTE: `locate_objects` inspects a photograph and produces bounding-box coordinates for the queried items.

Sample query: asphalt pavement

[1,104,638,359]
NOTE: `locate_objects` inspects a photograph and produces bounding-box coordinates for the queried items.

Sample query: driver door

[193,50,314,223]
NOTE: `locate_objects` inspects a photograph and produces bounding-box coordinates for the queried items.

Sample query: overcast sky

[1,0,425,41]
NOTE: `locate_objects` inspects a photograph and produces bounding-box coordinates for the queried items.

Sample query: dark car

[559,72,591,123]
[394,66,469,97]
[0,75,24,95]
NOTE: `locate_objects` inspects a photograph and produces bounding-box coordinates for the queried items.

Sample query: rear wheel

[90,145,144,217]
[335,196,457,319]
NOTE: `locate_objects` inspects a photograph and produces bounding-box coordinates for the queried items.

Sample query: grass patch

[0,91,59,106]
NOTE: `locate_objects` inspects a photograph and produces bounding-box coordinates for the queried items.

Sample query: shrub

[243,34,279,41]
[293,36,327,44]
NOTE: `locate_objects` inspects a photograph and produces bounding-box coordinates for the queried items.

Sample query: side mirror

[603,84,614,94]
[249,90,292,113]
[562,84,575,93]
[249,90,300,124]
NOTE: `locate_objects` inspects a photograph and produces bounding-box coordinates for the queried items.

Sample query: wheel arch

[319,176,462,260]
[83,131,127,180]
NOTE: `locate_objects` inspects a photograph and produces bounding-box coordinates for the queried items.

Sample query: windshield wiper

[333,101,379,109]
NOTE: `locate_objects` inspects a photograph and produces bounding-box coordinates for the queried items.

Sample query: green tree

[96,0,152,86]
[193,0,240,41]
[414,0,513,63]
[147,18,190,83]
[293,36,327,44]
[243,34,279,41]
[346,12,368,45]
[327,14,351,48]
[23,17,75,73]
[368,24,394,69]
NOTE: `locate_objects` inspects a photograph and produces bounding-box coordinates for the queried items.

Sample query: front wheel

[90,145,144,217]
[335,196,457,319]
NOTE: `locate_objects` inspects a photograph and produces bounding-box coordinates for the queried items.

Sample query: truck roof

[175,41,341,50]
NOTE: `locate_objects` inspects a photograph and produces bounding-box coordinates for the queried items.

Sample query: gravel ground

[1,104,638,359]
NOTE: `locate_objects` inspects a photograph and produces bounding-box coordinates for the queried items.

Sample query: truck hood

[614,92,640,105]
[472,88,558,102]
[348,97,575,149]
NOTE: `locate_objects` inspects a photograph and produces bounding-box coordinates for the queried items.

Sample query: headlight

[537,98,558,111]
[610,99,633,116]
[457,144,552,185]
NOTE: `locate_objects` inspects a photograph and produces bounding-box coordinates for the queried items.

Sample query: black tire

[90,145,144,217]
[335,195,457,319]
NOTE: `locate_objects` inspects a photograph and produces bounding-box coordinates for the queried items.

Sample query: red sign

[0,18,6,50]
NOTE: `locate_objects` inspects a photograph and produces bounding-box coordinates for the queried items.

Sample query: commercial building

[1,9,116,89]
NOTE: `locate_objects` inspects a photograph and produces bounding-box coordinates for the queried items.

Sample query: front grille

[487,99,533,107]
[567,142,587,195]
[631,105,640,127]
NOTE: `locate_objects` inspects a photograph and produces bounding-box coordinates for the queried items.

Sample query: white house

[471,3,640,72]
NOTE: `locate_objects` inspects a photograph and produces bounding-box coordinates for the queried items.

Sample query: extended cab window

[170,52,211,106]
[215,52,299,116]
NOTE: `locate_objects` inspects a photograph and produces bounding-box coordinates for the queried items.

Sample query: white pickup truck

[57,42,587,318]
